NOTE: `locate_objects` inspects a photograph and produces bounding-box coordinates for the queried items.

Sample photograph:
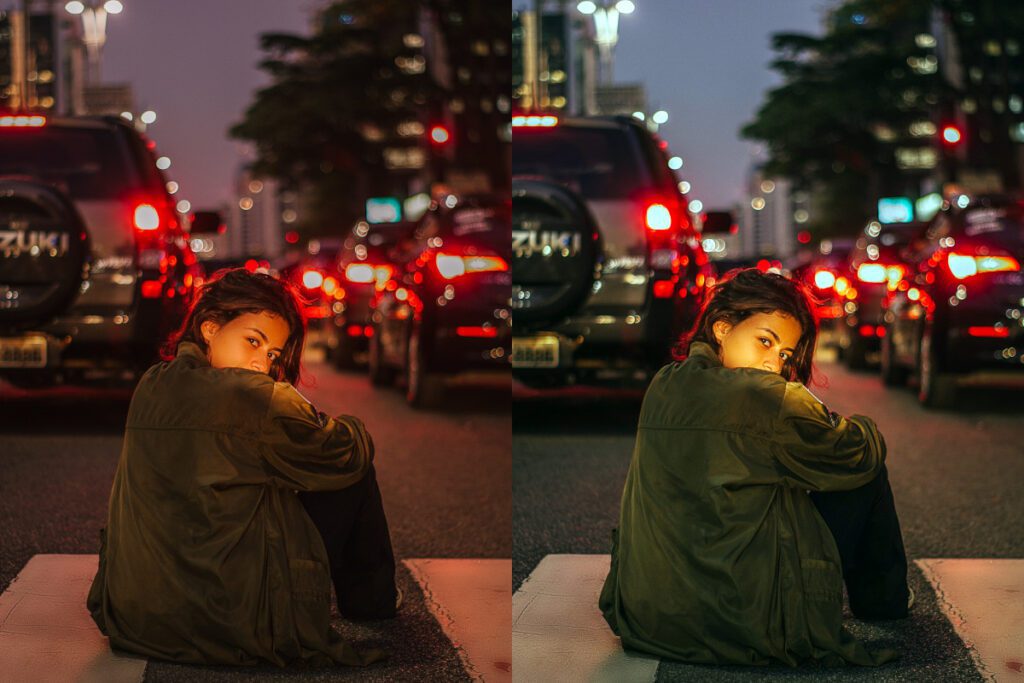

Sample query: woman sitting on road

[600,268,911,667]
[88,268,399,667]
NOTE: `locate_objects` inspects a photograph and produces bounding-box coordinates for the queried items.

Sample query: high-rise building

[740,166,795,260]
[0,8,60,113]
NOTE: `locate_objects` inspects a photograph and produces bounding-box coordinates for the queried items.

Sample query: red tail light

[134,203,161,231]
[435,252,509,280]
[456,326,499,338]
[947,251,1021,279]
[344,263,374,283]
[652,280,675,298]
[856,263,905,288]
[0,115,45,127]
[344,263,393,287]
[645,203,673,231]
[813,270,836,289]
[302,269,323,289]
[140,281,163,298]
[967,326,1010,338]
[512,115,558,128]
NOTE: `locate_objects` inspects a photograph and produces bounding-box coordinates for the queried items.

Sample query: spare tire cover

[512,178,600,328]
[0,178,89,328]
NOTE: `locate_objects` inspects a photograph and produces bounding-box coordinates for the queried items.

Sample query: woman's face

[200,311,291,376]
[712,311,803,376]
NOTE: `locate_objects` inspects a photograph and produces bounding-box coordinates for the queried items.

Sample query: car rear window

[0,126,140,199]
[513,125,652,199]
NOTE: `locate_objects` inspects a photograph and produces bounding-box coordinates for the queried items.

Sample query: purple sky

[101,0,314,209]
[612,0,826,209]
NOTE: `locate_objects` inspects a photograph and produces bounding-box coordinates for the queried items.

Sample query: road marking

[512,554,658,683]
[404,558,512,682]
[0,554,146,683]
[917,559,1024,682]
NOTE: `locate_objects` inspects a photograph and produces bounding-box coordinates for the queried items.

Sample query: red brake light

[140,281,163,298]
[652,280,675,298]
[344,263,375,283]
[134,203,160,231]
[814,270,836,289]
[967,326,1010,338]
[0,115,46,127]
[645,203,673,231]
[512,115,558,128]
[455,326,499,338]
[302,269,324,289]
[947,251,1020,279]
[435,252,508,280]
[856,263,887,283]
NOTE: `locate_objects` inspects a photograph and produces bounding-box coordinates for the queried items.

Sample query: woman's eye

[759,337,770,347]
[247,337,259,348]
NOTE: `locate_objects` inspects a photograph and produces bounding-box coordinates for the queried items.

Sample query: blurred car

[278,239,344,342]
[368,195,511,408]
[0,113,200,388]
[510,114,711,389]
[789,239,855,348]
[881,195,1024,408]
[837,221,926,369]
[326,218,417,369]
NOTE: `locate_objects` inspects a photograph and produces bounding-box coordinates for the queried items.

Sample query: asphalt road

[512,354,1024,681]
[0,350,511,682]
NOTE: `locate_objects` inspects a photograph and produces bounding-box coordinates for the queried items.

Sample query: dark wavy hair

[163,268,307,384]
[673,268,819,384]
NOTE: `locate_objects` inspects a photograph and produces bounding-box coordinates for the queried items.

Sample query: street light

[64,0,124,84]
[576,0,636,84]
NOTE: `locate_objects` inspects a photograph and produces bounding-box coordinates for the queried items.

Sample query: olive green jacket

[599,342,897,666]
[87,342,383,667]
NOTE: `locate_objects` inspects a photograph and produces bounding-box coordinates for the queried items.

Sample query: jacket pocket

[799,557,842,602]
[288,558,330,604]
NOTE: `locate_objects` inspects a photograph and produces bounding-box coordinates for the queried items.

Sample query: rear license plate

[512,336,559,368]
[0,336,47,368]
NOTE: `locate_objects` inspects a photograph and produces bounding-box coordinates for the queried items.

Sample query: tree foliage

[230,0,443,235]
[742,0,944,237]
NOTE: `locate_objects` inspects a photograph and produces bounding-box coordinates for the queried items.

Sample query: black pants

[298,465,397,620]
[810,463,910,620]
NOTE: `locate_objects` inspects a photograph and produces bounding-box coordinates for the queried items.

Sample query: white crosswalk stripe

[514,554,1024,681]
[0,555,512,682]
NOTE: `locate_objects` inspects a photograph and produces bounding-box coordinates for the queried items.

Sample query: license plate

[512,336,559,368]
[0,336,47,368]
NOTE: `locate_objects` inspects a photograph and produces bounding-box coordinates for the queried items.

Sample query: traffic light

[941,124,963,147]
[429,125,450,145]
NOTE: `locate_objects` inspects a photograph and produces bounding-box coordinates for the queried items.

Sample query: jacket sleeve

[770,381,885,491]
[258,381,374,491]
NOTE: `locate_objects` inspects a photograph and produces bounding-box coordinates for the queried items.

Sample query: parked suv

[511,114,710,388]
[881,194,1024,407]
[0,114,198,387]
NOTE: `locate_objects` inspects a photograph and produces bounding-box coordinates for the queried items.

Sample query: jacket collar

[176,341,210,367]
[687,341,722,367]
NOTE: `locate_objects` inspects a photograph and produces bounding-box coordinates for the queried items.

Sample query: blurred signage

[915,193,943,221]
[878,197,914,224]
[383,146,426,170]
[595,83,647,116]
[366,197,402,224]
[83,84,135,116]
[403,193,432,221]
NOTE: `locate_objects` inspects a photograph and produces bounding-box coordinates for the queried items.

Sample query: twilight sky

[514,0,827,209]
[613,0,826,210]
[100,0,313,210]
